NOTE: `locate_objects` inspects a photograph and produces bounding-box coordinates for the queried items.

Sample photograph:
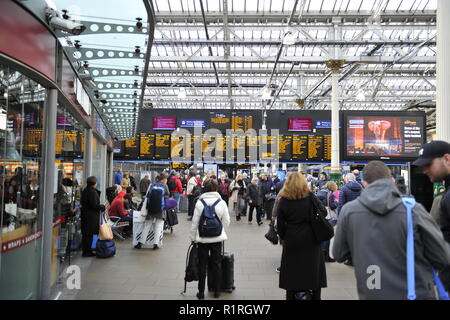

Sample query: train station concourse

[1,0,450,306]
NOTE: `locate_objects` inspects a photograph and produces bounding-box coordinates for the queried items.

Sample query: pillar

[39,89,57,300]
[83,128,93,186]
[326,59,345,184]
[437,0,450,143]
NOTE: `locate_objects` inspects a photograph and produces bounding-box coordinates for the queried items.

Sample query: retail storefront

[0,1,114,299]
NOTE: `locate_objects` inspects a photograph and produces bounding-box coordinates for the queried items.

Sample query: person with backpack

[333,161,450,300]
[168,171,183,212]
[139,172,170,250]
[190,178,230,300]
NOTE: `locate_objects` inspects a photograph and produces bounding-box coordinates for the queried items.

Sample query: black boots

[323,250,335,263]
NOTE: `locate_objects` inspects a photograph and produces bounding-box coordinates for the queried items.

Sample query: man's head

[353,169,360,177]
[362,161,392,187]
[261,173,267,181]
[144,175,149,179]
[413,141,450,183]
[319,172,327,180]
[344,173,356,184]
[243,173,248,179]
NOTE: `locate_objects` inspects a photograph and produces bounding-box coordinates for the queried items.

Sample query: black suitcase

[166,208,178,227]
[207,242,235,293]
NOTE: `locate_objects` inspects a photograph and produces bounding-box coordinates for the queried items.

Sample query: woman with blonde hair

[121,173,131,189]
[229,173,247,221]
[277,172,327,300]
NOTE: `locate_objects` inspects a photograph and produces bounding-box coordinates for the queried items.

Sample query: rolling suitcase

[207,242,235,293]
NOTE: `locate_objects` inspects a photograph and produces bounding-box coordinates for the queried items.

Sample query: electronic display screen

[231,115,253,132]
[278,135,292,162]
[308,135,324,161]
[140,133,155,159]
[288,118,313,132]
[292,135,308,161]
[210,113,230,133]
[343,112,426,161]
[125,137,139,158]
[153,117,176,130]
[154,133,171,159]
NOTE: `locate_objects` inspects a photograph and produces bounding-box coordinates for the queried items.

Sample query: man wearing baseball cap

[413,140,450,291]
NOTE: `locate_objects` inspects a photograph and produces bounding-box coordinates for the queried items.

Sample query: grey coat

[333,179,450,300]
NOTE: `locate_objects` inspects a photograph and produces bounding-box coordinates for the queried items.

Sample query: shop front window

[0,64,45,299]
[52,107,84,285]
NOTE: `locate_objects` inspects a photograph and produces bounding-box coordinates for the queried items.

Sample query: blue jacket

[260,179,275,196]
[114,173,122,185]
[317,188,337,210]
[338,180,363,214]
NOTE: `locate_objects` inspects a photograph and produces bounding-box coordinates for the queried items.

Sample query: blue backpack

[147,184,165,214]
[198,198,222,238]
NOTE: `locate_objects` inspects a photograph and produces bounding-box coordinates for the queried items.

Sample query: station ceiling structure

[56,0,438,140]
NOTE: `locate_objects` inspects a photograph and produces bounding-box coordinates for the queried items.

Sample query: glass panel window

[0,63,45,299]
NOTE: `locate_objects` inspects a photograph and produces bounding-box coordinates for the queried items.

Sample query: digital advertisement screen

[153,117,176,130]
[180,119,206,128]
[288,118,313,132]
[344,112,426,161]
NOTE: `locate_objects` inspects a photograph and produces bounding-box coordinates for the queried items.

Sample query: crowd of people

[77,140,450,300]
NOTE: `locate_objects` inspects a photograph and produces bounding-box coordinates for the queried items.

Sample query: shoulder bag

[326,192,338,221]
[98,212,113,241]
[309,192,334,243]
[402,196,449,300]
[264,220,279,245]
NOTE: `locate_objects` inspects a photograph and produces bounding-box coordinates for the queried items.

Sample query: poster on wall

[204,164,218,177]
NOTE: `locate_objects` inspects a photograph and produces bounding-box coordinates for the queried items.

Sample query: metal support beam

[39,89,57,300]
[199,0,220,85]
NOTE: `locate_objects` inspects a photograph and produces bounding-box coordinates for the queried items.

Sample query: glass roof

[54,0,150,140]
[54,0,437,138]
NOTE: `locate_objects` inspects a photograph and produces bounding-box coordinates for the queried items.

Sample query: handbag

[98,212,113,241]
[264,220,278,245]
[140,197,148,217]
[326,192,337,221]
[309,193,334,243]
[402,196,450,300]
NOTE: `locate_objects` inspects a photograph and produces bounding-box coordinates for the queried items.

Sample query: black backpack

[167,176,177,191]
[198,199,222,238]
[183,243,199,293]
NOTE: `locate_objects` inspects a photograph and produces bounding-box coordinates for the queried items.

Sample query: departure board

[24,129,43,157]
[191,134,202,162]
[232,115,253,132]
[170,135,187,159]
[215,135,226,162]
[246,135,259,162]
[140,133,155,159]
[324,135,332,161]
[235,135,246,162]
[278,135,292,162]
[125,137,140,158]
[308,135,324,161]
[292,135,308,161]
[260,135,277,161]
[154,134,170,159]
[210,114,230,133]
[202,134,218,161]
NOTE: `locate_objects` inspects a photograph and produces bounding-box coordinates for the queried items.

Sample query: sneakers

[153,244,159,250]
[276,267,281,273]
[258,221,263,226]
[196,292,205,300]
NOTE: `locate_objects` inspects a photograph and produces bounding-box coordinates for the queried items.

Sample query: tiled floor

[57,210,358,300]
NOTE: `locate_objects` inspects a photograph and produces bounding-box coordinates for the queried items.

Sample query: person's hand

[248,200,252,204]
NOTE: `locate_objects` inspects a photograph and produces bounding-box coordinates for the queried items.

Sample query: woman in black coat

[80,176,104,257]
[277,172,327,300]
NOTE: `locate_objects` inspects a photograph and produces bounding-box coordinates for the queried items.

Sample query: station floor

[57,210,358,300]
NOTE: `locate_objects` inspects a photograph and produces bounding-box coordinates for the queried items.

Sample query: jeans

[248,205,262,223]
[188,195,196,217]
[172,192,181,212]
[198,242,222,294]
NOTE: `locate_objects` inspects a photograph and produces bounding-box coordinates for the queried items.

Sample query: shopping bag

[91,234,98,249]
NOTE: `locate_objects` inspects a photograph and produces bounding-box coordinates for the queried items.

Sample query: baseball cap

[412,141,450,167]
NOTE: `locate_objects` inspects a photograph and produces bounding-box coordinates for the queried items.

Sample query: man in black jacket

[413,140,450,292]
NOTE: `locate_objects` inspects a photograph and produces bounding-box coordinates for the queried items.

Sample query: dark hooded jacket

[333,179,450,300]
[439,175,450,243]
[338,180,363,214]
